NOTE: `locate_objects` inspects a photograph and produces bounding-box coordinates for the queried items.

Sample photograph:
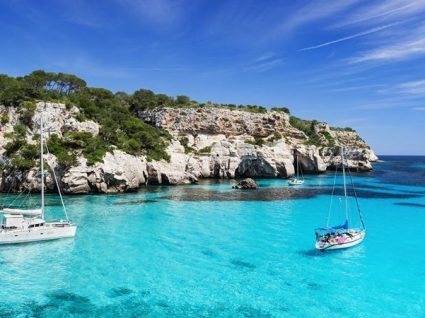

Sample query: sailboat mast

[341,146,348,221]
[295,149,298,178]
[40,113,45,218]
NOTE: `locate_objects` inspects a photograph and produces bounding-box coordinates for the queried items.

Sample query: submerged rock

[233,178,257,189]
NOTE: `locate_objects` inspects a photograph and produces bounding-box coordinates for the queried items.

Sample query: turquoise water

[0,156,424,317]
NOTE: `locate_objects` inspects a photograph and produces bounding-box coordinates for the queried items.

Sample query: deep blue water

[0,156,424,317]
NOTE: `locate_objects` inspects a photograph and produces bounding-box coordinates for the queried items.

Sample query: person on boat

[324,233,335,245]
[337,236,346,244]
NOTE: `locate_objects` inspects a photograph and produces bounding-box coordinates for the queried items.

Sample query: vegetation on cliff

[0,71,294,166]
[128,89,290,114]
[0,71,171,166]
[0,70,363,171]
[0,70,296,169]
[3,125,40,170]
[289,116,335,147]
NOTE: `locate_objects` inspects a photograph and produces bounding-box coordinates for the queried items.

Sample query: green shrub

[271,107,290,114]
[0,75,26,106]
[3,129,40,170]
[330,127,355,132]
[10,156,35,170]
[198,146,212,154]
[268,132,282,142]
[47,134,78,166]
[303,134,322,146]
[13,124,28,138]
[290,116,331,146]
[69,88,170,160]
[3,125,29,157]
[1,112,9,124]
[19,143,39,160]
[176,95,190,105]
[245,137,265,147]
[289,117,316,136]
[321,131,335,147]
[47,132,110,166]
[179,137,194,154]
[147,149,170,162]
[75,113,87,122]
[19,100,37,126]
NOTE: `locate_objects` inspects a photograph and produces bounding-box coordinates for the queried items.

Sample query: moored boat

[288,149,304,186]
[0,111,77,244]
[315,147,366,251]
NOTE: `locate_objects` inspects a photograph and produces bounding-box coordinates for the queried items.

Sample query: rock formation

[233,178,258,189]
[0,103,378,193]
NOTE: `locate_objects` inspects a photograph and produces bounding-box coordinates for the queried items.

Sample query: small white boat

[288,178,304,186]
[315,147,366,251]
[288,150,304,186]
[0,112,77,244]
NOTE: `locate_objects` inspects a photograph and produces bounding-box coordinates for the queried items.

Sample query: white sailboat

[315,147,366,251]
[0,114,77,244]
[288,150,304,185]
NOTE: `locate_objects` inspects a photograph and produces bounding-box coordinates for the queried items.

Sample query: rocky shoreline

[0,103,378,194]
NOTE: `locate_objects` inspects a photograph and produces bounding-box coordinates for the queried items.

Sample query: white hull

[0,223,76,245]
[316,230,365,251]
[288,178,304,186]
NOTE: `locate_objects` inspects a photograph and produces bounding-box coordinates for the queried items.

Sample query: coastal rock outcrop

[138,107,290,137]
[32,103,99,137]
[61,150,147,193]
[139,108,377,176]
[233,178,257,189]
[0,103,378,193]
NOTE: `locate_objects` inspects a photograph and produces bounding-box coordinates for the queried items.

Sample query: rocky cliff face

[0,103,377,194]
[138,107,378,177]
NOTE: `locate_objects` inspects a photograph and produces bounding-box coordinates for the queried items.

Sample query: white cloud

[244,58,283,72]
[253,52,276,63]
[274,0,360,35]
[397,80,425,95]
[349,27,425,63]
[327,84,385,92]
[299,24,396,51]
[118,0,188,26]
[334,0,425,28]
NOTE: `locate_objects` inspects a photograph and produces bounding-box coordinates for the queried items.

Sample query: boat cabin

[0,208,44,230]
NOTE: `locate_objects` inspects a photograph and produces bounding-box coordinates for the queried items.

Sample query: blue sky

[0,0,424,155]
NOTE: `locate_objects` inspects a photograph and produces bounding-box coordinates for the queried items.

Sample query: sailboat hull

[288,179,304,185]
[0,223,76,245]
[315,230,365,251]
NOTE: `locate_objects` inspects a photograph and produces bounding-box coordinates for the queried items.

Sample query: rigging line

[326,166,338,227]
[22,188,32,208]
[347,167,365,230]
[298,152,304,180]
[9,185,26,208]
[341,147,349,222]
[44,143,69,221]
[2,167,17,207]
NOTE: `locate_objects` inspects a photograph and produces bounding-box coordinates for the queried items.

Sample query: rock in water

[233,178,257,189]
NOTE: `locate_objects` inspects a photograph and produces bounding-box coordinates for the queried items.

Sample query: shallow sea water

[0,156,424,317]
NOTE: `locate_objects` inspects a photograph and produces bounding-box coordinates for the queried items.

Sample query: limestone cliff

[138,107,378,178]
[0,103,377,194]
